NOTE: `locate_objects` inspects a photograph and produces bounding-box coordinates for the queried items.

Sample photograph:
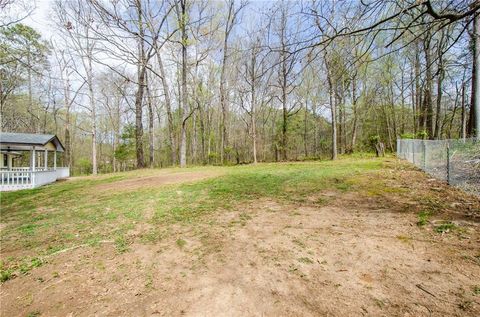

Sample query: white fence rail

[0,167,70,192]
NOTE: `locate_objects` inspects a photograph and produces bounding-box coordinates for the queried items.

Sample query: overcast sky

[22,0,54,39]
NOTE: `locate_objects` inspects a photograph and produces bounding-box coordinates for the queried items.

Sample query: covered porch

[1,133,70,191]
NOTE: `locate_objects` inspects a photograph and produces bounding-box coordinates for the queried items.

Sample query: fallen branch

[416,283,436,298]
[47,240,114,257]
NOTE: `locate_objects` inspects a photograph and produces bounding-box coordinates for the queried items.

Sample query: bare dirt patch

[94,171,221,192]
[1,163,479,316]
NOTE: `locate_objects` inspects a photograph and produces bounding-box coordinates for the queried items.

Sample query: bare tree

[176,0,189,168]
[239,33,270,164]
[52,45,85,167]
[55,0,99,174]
[270,2,302,161]
[219,0,247,164]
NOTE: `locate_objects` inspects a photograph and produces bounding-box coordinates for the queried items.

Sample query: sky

[22,0,275,40]
[22,0,55,39]
[13,0,334,120]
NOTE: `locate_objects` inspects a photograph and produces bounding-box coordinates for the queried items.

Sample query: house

[0,132,70,191]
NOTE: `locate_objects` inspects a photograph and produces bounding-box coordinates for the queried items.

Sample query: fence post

[412,140,415,163]
[422,141,426,170]
[446,143,450,185]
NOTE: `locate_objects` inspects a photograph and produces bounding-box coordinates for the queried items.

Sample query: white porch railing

[9,167,31,171]
[0,171,33,191]
[0,167,70,192]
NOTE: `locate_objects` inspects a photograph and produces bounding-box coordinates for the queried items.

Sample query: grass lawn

[1,155,479,316]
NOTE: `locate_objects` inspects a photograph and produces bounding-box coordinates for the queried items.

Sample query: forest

[1,0,479,175]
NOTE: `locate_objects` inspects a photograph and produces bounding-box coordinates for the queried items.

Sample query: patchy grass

[2,156,480,316]
[1,156,477,284]
[417,211,430,227]
[435,222,457,234]
[114,235,130,253]
[1,159,381,262]
[176,238,187,248]
[0,262,13,282]
[297,257,314,264]
[473,285,480,295]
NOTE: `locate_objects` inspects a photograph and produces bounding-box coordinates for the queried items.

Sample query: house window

[3,154,7,168]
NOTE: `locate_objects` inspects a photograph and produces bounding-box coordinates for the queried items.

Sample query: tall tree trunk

[390,80,398,141]
[340,78,346,154]
[112,131,116,173]
[327,65,337,160]
[219,0,237,164]
[383,103,394,150]
[279,46,288,161]
[434,32,445,139]
[313,103,318,157]
[219,43,229,165]
[87,51,97,175]
[461,82,467,139]
[415,40,422,133]
[469,10,480,139]
[134,0,146,168]
[279,8,289,161]
[351,77,358,152]
[156,53,176,165]
[281,79,288,161]
[146,72,154,168]
[434,66,444,139]
[400,67,406,135]
[411,56,417,135]
[198,103,207,164]
[303,101,308,157]
[338,94,343,154]
[179,0,188,168]
[251,62,257,164]
[134,67,146,169]
[424,33,434,138]
[446,85,459,139]
[27,49,36,133]
[63,71,71,168]
[192,111,198,164]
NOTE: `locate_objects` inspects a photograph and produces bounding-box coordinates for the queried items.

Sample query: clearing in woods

[0,156,479,316]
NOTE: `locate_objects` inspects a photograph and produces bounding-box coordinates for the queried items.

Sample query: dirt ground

[1,163,479,316]
[94,171,222,192]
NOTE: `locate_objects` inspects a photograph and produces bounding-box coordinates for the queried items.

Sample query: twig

[416,283,437,298]
[47,240,114,257]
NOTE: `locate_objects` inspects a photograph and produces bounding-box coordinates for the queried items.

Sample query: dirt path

[1,168,479,316]
[94,171,222,192]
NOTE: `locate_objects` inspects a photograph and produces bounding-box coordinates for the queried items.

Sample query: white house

[0,132,70,191]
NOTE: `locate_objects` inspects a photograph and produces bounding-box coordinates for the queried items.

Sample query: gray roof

[0,132,65,152]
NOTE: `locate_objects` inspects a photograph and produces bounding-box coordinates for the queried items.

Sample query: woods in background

[1,0,479,175]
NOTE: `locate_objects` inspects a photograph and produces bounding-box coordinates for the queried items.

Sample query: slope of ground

[1,157,479,316]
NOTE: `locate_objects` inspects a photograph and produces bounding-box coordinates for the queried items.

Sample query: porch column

[54,151,57,170]
[31,147,36,172]
[6,154,12,170]
[44,149,48,170]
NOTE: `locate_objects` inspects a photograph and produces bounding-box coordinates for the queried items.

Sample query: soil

[1,165,480,317]
[94,171,222,192]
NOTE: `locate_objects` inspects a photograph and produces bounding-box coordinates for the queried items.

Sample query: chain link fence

[397,138,480,196]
